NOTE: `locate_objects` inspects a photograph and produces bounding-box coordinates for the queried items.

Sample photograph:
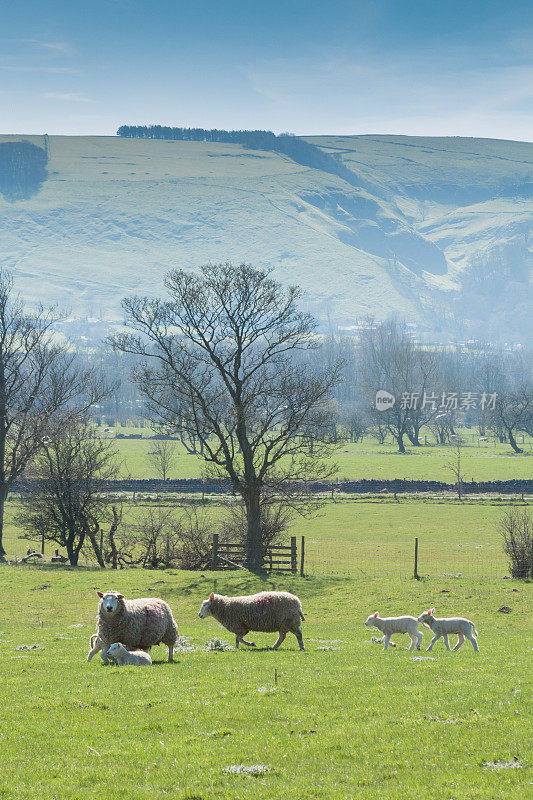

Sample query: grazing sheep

[106,642,152,666]
[417,608,479,651]
[198,591,305,650]
[87,590,178,664]
[364,612,423,651]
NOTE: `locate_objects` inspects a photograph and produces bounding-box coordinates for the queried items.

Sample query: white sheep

[417,608,479,651]
[198,591,305,650]
[87,590,178,664]
[106,642,153,666]
[364,612,423,651]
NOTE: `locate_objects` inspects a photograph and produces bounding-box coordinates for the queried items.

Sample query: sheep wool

[364,612,423,651]
[87,590,178,664]
[106,642,153,666]
[198,591,305,650]
[418,608,479,651]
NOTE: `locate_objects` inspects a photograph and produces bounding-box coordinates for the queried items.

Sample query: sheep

[198,591,305,650]
[364,612,423,651]
[87,590,178,664]
[417,608,479,651]
[106,642,153,666]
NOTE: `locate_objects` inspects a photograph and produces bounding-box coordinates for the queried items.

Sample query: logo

[375,390,395,411]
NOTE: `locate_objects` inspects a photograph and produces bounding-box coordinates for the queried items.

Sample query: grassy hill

[0,133,531,339]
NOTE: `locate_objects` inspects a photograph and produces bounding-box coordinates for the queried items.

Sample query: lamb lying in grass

[106,642,153,666]
[365,612,423,651]
[417,608,479,651]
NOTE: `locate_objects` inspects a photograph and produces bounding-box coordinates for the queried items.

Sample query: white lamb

[417,608,479,652]
[364,611,423,651]
[106,642,153,666]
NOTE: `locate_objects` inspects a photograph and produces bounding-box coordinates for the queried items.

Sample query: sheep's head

[106,642,125,659]
[417,608,435,627]
[198,592,215,619]
[364,611,380,627]
[97,591,124,616]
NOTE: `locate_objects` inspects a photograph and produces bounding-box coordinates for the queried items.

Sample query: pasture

[104,427,533,482]
[0,565,530,800]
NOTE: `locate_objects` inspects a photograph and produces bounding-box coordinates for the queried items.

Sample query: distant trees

[0,140,48,201]
[0,270,110,561]
[111,262,341,571]
[116,126,361,188]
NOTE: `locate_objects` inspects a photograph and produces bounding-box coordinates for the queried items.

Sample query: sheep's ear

[210,592,214,600]
[117,594,124,600]
[373,611,379,617]
[429,608,435,615]
[96,591,103,598]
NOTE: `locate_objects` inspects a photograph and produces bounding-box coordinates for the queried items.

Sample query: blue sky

[1,0,532,140]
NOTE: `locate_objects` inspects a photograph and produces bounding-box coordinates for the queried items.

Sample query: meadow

[1,426,531,799]
[0,565,530,800]
[105,426,533,482]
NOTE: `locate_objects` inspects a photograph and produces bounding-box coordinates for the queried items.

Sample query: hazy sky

[2,0,532,140]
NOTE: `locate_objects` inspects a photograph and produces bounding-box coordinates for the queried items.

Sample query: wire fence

[303,538,510,579]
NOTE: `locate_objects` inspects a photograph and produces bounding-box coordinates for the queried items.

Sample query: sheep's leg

[382,634,391,650]
[416,631,423,651]
[272,631,287,650]
[87,638,102,663]
[167,644,174,663]
[408,633,418,651]
[294,629,304,651]
[426,634,440,651]
[443,634,451,651]
[452,634,465,651]
[466,633,479,652]
[236,633,256,648]
[100,649,110,665]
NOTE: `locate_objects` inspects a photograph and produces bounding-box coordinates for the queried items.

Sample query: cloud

[19,39,75,55]
[42,92,92,103]
[1,65,78,74]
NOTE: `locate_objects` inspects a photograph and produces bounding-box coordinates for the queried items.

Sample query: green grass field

[0,566,530,800]
[106,428,533,482]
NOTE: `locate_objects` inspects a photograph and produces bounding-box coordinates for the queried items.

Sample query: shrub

[499,508,532,578]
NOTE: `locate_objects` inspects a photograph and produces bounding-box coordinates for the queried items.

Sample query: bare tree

[490,386,533,454]
[499,508,533,579]
[443,436,465,501]
[147,438,178,480]
[110,262,341,571]
[0,270,111,560]
[16,416,120,566]
[359,320,418,453]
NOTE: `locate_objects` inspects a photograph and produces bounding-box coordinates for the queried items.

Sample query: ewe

[365,612,423,651]
[87,590,178,664]
[417,608,479,651]
[198,591,305,650]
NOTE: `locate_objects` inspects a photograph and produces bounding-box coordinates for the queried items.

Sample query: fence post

[300,536,305,577]
[414,537,419,580]
[291,536,297,574]
[211,533,219,570]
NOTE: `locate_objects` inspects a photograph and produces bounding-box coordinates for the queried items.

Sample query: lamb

[198,591,305,650]
[364,611,423,651]
[87,590,178,664]
[417,608,479,651]
[106,642,153,666]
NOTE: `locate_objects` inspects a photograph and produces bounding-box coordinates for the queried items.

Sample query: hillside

[0,133,531,340]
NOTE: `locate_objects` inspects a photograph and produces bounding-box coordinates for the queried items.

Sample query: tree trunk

[0,490,6,561]
[396,433,406,454]
[244,489,263,571]
[87,527,106,568]
[507,428,523,454]
[108,506,120,569]
[406,427,421,446]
